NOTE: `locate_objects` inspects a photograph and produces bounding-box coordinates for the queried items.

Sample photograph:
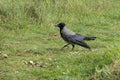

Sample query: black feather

[84,37,96,40]
[65,34,91,49]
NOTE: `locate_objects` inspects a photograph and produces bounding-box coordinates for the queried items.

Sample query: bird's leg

[88,48,92,51]
[72,45,75,50]
[61,43,70,50]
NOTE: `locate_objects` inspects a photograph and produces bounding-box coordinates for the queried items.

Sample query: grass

[0,0,120,80]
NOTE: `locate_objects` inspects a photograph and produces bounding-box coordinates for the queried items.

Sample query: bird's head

[55,22,66,29]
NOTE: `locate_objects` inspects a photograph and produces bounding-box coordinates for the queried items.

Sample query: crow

[55,22,96,50]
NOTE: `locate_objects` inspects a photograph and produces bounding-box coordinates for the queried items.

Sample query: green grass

[0,0,120,80]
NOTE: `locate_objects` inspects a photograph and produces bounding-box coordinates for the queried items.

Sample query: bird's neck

[60,26,65,32]
[60,27,65,37]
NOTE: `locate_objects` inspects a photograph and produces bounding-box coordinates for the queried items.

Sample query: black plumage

[55,22,96,50]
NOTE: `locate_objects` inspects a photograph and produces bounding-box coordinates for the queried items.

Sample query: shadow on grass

[45,47,84,54]
[46,47,72,54]
[46,48,62,52]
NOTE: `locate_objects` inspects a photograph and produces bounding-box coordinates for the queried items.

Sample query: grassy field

[0,0,120,80]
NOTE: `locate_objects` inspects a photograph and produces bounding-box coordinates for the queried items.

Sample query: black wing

[66,34,91,49]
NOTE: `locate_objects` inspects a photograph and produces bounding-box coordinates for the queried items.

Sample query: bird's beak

[54,24,58,27]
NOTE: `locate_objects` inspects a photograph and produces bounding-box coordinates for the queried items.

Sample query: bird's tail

[84,37,96,40]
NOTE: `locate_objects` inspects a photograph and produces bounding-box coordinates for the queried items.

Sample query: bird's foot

[61,46,69,50]
[60,44,70,50]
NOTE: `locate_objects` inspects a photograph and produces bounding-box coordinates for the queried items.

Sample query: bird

[55,22,96,50]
